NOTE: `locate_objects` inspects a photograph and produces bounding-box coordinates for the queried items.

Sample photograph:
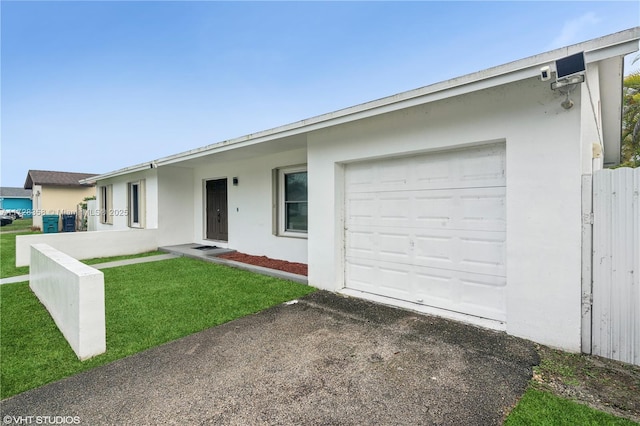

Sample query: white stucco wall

[307,77,585,352]
[581,61,603,173]
[30,244,105,360]
[95,169,158,231]
[157,166,195,247]
[192,148,308,264]
[16,229,158,267]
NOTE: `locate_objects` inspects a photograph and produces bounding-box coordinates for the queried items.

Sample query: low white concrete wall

[16,229,158,267]
[30,244,105,360]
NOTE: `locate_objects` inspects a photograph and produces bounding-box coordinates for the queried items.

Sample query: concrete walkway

[0,253,178,285]
[0,291,538,425]
[160,243,308,284]
[1,248,308,286]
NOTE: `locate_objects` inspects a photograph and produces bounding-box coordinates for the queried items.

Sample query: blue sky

[1,1,638,187]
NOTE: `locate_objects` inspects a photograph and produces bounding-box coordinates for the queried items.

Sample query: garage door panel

[456,234,506,276]
[346,262,376,292]
[345,143,506,322]
[346,258,507,321]
[378,196,412,223]
[347,227,505,276]
[378,160,412,186]
[346,258,413,301]
[457,275,507,321]
[414,268,506,321]
[413,270,456,303]
[378,232,412,260]
[347,144,505,194]
[458,149,506,186]
[347,188,505,232]
[459,192,505,224]
[347,195,376,220]
[346,230,376,257]
[415,187,505,231]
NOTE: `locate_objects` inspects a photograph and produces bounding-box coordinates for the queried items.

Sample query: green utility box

[42,215,59,233]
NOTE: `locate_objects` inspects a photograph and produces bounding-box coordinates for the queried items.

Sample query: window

[100,185,113,224]
[276,166,307,236]
[128,180,145,228]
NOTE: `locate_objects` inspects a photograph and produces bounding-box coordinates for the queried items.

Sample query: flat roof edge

[90,27,640,181]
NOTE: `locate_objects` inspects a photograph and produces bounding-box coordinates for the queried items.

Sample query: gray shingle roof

[24,170,98,189]
[0,187,32,198]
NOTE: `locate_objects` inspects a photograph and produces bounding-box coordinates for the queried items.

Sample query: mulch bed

[217,252,308,276]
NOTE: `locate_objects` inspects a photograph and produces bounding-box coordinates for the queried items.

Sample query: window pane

[101,187,106,222]
[286,202,308,232]
[131,184,139,224]
[285,172,307,202]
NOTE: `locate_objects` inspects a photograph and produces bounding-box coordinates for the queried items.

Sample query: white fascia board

[80,162,157,184]
[92,28,639,177]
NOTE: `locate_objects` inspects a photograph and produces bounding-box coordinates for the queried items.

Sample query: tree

[621,72,640,167]
[621,56,640,167]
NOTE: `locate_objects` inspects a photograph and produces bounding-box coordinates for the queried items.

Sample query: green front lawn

[0,218,34,233]
[1,257,316,399]
[0,232,34,278]
[505,388,638,425]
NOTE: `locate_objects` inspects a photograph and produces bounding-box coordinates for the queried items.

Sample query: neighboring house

[84,29,640,353]
[25,170,98,230]
[0,187,33,217]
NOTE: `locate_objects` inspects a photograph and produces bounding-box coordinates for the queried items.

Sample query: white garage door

[345,144,506,321]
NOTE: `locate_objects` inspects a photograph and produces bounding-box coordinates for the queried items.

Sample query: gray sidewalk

[1,249,308,285]
[0,253,178,285]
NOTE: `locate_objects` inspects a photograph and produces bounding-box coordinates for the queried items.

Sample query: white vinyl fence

[591,167,639,366]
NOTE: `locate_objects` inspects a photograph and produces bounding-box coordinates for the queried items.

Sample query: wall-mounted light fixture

[233,177,239,186]
[548,51,586,110]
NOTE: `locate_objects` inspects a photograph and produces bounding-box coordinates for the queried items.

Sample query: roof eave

[88,27,640,182]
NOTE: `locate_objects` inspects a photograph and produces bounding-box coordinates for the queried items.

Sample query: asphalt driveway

[0,291,538,425]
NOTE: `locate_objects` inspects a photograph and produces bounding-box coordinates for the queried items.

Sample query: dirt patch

[533,344,640,422]
[217,252,308,276]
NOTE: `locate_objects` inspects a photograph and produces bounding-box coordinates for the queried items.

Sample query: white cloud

[548,12,601,49]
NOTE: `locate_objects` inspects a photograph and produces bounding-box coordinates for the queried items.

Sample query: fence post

[581,174,593,354]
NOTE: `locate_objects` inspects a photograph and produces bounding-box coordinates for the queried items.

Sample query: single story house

[0,187,33,218]
[25,170,98,230]
[84,28,640,352]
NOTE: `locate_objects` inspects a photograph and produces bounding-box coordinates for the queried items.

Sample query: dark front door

[206,179,228,241]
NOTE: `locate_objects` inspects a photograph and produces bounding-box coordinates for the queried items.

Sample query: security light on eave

[556,51,586,79]
[551,51,586,90]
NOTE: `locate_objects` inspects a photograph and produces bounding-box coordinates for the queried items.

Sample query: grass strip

[0,219,34,233]
[0,232,34,278]
[1,257,316,399]
[505,387,638,425]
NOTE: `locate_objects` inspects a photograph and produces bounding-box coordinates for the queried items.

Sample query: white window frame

[100,185,113,225]
[276,165,308,238]
[128,180,146,228]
